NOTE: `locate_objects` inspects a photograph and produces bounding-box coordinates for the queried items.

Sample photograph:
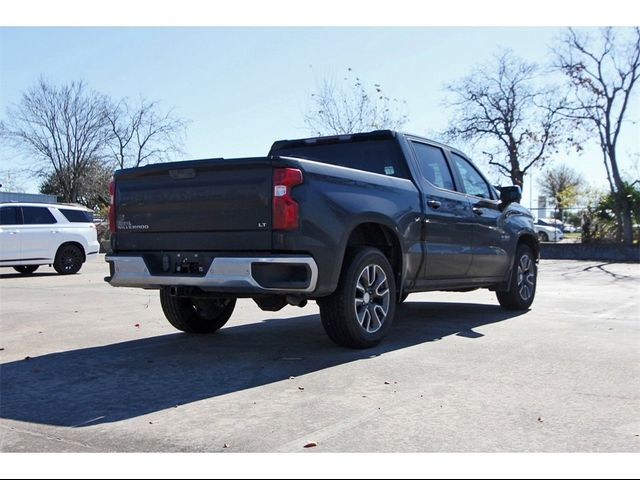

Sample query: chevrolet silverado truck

[105,130,539,348]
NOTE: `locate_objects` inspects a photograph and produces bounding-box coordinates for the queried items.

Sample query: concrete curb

[541,243,640,262]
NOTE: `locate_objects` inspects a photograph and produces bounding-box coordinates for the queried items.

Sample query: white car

[534,219,564,242]
[0,202,100,275]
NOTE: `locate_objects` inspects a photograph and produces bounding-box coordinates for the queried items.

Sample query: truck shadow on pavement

[0,301,525,427]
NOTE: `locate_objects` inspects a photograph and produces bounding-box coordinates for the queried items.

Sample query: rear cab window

[272,138,410,179]
[59,208,93,223]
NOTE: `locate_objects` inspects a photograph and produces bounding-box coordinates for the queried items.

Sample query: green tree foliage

[538,164,585,220]
[582,182,640,244]
[555,27,640,244]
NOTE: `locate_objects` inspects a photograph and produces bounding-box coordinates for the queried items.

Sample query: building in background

[0,191,58,203]
[537,195,547,219]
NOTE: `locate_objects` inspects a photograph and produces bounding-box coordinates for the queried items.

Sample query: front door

[408,141,475,284]
[0,206,22,263]
[449,152,510,279]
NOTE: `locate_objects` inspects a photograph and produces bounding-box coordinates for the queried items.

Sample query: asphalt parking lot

[0,256,638,452]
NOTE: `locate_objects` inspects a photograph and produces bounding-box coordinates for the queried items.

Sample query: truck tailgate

[113,157,273,251]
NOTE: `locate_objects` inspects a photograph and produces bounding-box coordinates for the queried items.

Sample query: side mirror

[498,185,522,205]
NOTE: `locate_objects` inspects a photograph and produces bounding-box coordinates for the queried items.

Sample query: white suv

[0,202,100,275]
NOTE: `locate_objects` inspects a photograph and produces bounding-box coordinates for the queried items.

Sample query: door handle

[427,200,441,209]
[9,230,19,235]
[51,230,59,234]
[472,207,484,216]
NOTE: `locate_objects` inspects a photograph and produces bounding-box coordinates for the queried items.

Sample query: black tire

[496,244,537,310]
[538,231,549,242]
[13,265,39,275]
[318,247,396,349]
[159,288,236,334]
[53,244,84,275]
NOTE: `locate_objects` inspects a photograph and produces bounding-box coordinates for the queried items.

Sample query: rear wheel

[318,247,396,349]
[159,288,236,334]
[13,265,39,275]
[496,244,537,310]
[53,244,84,275]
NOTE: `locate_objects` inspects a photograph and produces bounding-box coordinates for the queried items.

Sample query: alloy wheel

[517,254,535,301]
[354,264,391,334]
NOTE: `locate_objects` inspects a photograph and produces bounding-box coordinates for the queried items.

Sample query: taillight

[272,168,303,230]
[108,179,116,233]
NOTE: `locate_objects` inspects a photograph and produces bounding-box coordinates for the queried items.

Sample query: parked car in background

[0,202,100,275]
[534,219,564,242]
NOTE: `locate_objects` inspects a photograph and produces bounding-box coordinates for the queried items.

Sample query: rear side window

[273,139,410,179]
[0,206,20,225]
[59,209,93,223]
[411,142,455,191]
[22,207,57,225]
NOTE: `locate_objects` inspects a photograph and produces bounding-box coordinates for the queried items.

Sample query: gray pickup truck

[105,130,539,348]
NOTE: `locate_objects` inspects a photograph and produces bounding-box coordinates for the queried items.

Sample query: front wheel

[538,231,549,242]
[496,245,537,310]
[318,247,396,349]
[14,265,39,275]
[159,288,236,334]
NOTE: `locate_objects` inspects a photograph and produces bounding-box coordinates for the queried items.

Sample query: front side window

[451,153,492,199]
[21,207,57,225]
[0,207,20,225]
[411,142,455,191]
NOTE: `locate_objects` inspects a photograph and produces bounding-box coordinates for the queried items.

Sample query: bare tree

[538,164,585,220]
[305,69,408,135]
[1,78,111,203]
[555,27,640,244]
[443,50,568,188]
[106,98,187,170]
[0,169,26,192]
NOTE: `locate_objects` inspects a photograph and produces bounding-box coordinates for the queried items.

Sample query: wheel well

[56,241,86,262]
[518,234,539,261]
[345,222,402,288]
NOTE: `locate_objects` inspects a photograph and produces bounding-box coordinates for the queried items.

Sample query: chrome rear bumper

[105,255,318,294]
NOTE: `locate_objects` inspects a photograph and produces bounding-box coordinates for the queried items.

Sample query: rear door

[449,152,510,279]
[20,206,58,262]
[408,140,475,283]
[0,206,22,262]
